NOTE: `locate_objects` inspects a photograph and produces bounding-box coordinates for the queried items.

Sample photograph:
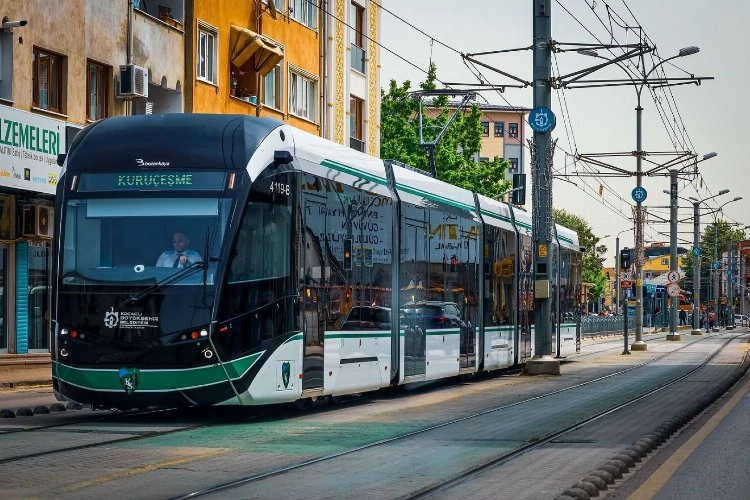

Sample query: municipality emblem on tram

[281,362,291,389]
[118,367,140,394]
[104,307,119,328]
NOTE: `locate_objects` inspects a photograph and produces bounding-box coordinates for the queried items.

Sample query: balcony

[133,3,184,92]
[350,137,365,153]
[351,44,366,74]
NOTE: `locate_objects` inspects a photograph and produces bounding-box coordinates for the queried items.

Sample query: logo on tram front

[104,307,119,328]
[118,367,140,395]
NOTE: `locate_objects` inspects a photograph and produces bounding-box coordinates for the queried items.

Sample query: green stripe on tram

[395,183,475,212]
[53,352,263,392]
[321,159,388,186]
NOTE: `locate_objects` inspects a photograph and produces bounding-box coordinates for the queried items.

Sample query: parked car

[340,306,392,330]
[412,301,467,329]
[734,314,749,327]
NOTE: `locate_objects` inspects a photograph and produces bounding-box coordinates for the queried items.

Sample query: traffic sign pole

[667,170,680,341]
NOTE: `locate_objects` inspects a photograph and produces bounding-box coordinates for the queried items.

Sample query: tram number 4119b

[270,181,291,196]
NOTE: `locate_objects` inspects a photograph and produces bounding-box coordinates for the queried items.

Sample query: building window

[290,0,318,29]
[494,121,504,137]
[32,48,64,113]
[86,60,109,121]
[263,63,283,110]
[266,0,284,9]
[350,2,366,73]
[661,258,668,265]
[481,121,489,137]
[289,70,317,121]
[350,95,364,151]
[509,158,519,172]
[0,29,13,102]
[197,24,217,85]
[479,157,489,163]
[508,122,519,138]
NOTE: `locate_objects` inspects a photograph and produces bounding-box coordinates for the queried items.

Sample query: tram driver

[156,231,203,269]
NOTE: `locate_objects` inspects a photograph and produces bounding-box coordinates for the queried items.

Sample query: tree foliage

[380,62,511,198]
[553,208,608,300]
[682,220,745,300]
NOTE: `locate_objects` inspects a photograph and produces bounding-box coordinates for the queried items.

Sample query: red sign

[620,280,633,288]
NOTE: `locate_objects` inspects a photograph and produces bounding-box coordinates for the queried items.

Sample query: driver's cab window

[62,197,231,285]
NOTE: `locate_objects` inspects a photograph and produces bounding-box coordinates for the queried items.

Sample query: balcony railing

[350,137,365,152]
[351,44,366,73]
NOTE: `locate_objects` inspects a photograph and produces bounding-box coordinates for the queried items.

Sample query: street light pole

[667,170,680,340]
[691,200,702,334]
[527,0,559,375]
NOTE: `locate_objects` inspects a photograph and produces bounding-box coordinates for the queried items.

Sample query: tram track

[170,331,745,499]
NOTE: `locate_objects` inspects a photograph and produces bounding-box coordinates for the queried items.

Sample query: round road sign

[666,282,681,297]
[528,106,556,133]
[631,186,647,203]
[667,270,681,283]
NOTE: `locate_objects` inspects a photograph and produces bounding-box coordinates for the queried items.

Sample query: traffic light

[343,239,352,271]
[511,173,526,205]
[620,248,631,270]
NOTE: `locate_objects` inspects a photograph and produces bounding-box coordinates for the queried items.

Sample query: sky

[377,0,749,267]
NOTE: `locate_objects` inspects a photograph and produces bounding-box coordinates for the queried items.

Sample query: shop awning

[230,25,284,76]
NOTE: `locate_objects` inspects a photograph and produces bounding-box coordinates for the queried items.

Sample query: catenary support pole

[632,96,647,350]
[691,201,702,334]
[667,170,680,340]
[526,0,559,375]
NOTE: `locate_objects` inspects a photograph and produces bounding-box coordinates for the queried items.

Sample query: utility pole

[526,0,559,375]
[728,243,735,329]
[691,201,702,334]
[667,170,680,340]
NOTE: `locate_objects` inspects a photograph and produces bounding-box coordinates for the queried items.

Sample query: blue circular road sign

[712,261,720,270]
[692,247,701,257]
[528,106,556,133]
[631,186,647,203]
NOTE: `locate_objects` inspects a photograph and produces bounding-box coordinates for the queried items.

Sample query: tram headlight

[60,328,69,336]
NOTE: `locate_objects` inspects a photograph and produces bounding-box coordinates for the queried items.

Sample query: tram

[51,114,582,409]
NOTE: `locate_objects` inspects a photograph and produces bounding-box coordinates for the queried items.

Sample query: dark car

[413,301,467,329]
[340,306,392,330]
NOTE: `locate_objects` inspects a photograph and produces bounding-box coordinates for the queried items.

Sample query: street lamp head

[702,152,717,160]
[679,46,700,57]
[689,196,698,201]
[733,196,743,202]
[662,190,670,195]
[719,189,730,195]
[577,49,599,58]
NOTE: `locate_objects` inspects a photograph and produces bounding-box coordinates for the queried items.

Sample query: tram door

[301,191,327,390]
[402,219,427,377]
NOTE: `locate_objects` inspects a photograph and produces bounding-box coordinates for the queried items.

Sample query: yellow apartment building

[185,0,381,154]
[642,243,686,278]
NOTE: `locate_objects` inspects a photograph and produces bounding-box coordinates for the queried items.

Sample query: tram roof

[65,114,282,171]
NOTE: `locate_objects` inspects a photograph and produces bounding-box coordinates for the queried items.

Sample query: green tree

[380,62,511,198]
[682,220,745,303]
[553,208,609,302]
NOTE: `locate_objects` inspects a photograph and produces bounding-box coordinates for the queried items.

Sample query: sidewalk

[0,354,52,389]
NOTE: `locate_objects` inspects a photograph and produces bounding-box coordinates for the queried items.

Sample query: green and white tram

[52,114,581,409]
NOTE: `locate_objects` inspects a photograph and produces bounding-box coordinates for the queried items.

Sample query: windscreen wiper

[121,261,206,305]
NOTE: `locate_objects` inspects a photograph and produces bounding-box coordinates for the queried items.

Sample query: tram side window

[219,173,296,354]
[319,180,393,331]
[485,225,517,326]
[559,248,580,323]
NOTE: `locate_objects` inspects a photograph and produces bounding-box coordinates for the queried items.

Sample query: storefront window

[28,242,49,351]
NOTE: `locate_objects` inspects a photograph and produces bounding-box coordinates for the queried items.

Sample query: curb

[1,401,86,418]
[0,380,53,390]
[554,350,750,499]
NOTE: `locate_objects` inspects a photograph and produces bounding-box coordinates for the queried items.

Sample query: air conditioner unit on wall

[117,64,149,99]
[22,205,53,238]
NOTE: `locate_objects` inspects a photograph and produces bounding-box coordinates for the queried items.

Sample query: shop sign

[0,107,70,194]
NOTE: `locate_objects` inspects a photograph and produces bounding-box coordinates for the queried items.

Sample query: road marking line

[58,448,228,493]
[629,367,750,499]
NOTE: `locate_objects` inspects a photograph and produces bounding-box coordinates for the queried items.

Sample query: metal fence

[581,315,634,338]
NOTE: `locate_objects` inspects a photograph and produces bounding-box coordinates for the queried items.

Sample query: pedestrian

[709,310,716,329]
[679,309,686,326]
